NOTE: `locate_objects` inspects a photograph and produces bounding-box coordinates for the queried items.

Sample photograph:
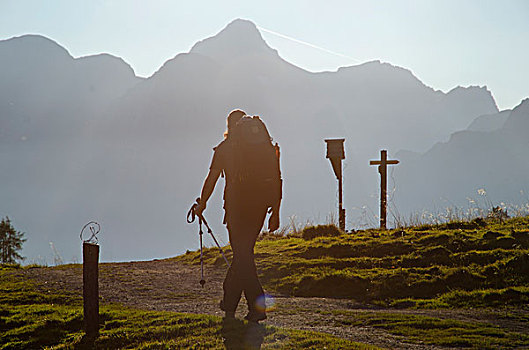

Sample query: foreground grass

[329,310,529,350]
[178,216,529,308]
[0,266,374,349]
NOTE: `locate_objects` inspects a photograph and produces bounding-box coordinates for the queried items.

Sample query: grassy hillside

[3,216,529,349]
[0,265,374,349]
[178,216,529,308]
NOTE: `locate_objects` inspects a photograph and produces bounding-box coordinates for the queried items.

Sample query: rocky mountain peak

[503,98,529,131]
[189,18,277,61]
[0,34,72,60]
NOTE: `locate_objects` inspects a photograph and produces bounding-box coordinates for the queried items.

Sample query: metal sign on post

[80,221,100,337]
[369,150,399,229]
[325,138,346,232]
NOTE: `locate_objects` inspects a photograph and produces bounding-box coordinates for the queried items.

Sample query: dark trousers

[223,201,268,314]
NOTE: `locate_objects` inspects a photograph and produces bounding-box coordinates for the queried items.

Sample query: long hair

[224,109,245,139]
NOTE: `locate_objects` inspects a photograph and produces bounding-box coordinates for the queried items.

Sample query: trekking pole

[187,200,206,287]
[198,216,205,288]
[199,214,231,268]
[187,198,231,287]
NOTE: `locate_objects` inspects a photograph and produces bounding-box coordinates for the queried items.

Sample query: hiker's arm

[195,168,221,216]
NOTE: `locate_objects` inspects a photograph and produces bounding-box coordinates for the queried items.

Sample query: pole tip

[199,279,206,287]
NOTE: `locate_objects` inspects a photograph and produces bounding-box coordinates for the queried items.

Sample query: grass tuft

[301,224,344,240]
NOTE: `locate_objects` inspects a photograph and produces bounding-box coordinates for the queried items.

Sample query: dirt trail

[25,259,528,350]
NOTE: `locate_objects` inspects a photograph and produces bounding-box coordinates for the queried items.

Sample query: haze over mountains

[1,19,526,263]
[395,98,529,218]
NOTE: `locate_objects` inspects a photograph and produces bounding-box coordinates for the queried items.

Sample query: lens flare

[255,294,276,313]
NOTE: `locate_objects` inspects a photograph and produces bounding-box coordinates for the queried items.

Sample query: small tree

[0,217,26,264]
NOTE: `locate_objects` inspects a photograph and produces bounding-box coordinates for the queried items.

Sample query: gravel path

[25,259,529,350]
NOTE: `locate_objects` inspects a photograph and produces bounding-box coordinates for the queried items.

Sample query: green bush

[301,224,343,240]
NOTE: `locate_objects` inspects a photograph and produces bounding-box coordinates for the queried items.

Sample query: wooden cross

[369,150,399,229]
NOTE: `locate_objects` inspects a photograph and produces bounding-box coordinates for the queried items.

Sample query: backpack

[229,116,282,207]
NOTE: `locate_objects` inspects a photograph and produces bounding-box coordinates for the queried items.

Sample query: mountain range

[1,19,526,263]
[395,98,529,219]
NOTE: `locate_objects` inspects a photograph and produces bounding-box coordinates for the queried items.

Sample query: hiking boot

[244,312,267,323]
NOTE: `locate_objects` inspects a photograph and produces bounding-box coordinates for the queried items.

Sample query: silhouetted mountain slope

[467,110,511,132]
[1,19,521,264]
[503,98,529,131]
[123,19,498,151]
[0,34,141,142]
[0,34,143,262]
[395,99,529,215]
[190,19,280,62]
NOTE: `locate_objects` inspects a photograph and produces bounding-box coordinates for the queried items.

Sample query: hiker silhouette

[195,109,282,322]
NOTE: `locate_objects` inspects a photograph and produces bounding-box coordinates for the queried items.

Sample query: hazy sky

[1,0,528,110]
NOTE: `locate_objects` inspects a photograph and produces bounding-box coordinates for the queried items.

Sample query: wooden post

[369,150,399,229]
[338,174,345,231]
[325,139,346,232]
[83,242,99,337]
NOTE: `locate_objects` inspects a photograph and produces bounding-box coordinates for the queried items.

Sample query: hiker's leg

[239,206,268,314]
[222,221,244,314]
[222,263,242,314]
[223,201,268,316]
